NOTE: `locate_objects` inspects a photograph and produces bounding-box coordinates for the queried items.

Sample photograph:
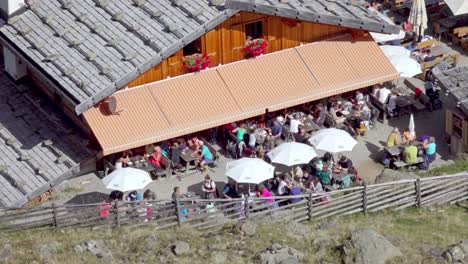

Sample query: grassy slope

[417,159,468,177]
[1,205,467,264]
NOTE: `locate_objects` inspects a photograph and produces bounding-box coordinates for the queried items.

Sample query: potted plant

[182,53,210,72]
[244,37,268,57]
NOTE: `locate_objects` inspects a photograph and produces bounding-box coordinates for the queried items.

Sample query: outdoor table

[179,149,197,176]
[428,45,451,57]
[127,160,158,173]
[302,118,320,132]
[385,145,402,158]
[398,96,413,116]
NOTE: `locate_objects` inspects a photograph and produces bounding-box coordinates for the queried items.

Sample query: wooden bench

[393,157,425,170]
[155,155,173,180]
[404,78,432,111]
[369,94,387,123]
[417,38,436,50]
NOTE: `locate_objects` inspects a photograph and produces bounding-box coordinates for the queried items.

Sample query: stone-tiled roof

[0,0,235,115]
[226,0,401,34]
[0,70,94,207]
[0,0,398,116]
[435,65,468,116]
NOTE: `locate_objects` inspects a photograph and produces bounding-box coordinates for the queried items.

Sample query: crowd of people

[384,126,437,168]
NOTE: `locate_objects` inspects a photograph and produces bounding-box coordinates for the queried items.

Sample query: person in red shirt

[148,146,164,171]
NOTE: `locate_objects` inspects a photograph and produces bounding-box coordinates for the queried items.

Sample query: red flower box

[244,37,268,57]
[182,53,210,72]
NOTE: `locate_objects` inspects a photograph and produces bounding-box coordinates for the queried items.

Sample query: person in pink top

[257,184,278,208]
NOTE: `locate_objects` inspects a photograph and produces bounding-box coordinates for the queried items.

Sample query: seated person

[126,191,141,202]
[148,146,165,172]
[269,119,283,145]
[169,142,183,169]
[288,114,303,134]
[423,50,436,62]
[337,156,354,174]
[293,127,308,143]
[407,40,417,52]
[315,164,332,186]
[423,137,436,164]
[403,141,418,164]
[223,179,239,199]
[195,141,213,169]
[401,128,417,144]
[232,124,246,144]
[313,104,326,126]
[289,181,302,204]
[116,150,132,168]
[329,103,346,124]
[386,127,400,147]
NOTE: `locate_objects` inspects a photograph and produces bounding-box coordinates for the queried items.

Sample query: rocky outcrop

[256,243,305,264]
[375,169,419,183]
[237,221,257,236]
[443,240,468,263]
[32,241,61,259]
[75,240,113,260]
[172,241,190,256]
[343,228,402,264]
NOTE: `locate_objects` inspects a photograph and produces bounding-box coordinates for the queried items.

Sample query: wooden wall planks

[126,12,355,88]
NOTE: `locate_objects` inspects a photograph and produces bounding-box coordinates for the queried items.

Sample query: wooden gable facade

[126,11,355,88]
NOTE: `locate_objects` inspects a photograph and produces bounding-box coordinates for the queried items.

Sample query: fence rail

[0,173,467,232]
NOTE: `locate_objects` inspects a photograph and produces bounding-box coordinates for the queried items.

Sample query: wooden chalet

[0,0,401,157]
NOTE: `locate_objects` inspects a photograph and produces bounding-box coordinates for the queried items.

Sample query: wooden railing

[0,173,467,232]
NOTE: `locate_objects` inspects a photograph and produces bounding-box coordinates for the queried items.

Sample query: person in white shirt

[248,129,256,149]
[372,84,381,97]
[377,86,391,104]
[277,176,289,196]
[355,90,364,104]
[288,114,302,134]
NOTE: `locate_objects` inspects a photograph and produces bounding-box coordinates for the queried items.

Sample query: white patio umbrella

[225,158,275,184]
[368,8,406,43]
[308,128,357,153]
[408,0,428,38]
[267,142,317,166]
[380,45,411,58]
[444,0,468,16]
[102,167,152,192]
[388,55,422,78]
[409,114,416,139]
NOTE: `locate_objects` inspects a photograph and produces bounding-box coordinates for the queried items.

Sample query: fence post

[52,203,58,227]
[415,178,422,208]
[175,197,182,226]
[308,192,313,221]
[114,201,120,227]
[244,195,250,219]
[362,181,368,214]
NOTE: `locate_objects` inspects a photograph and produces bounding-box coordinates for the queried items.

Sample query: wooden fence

[0,173,467,232]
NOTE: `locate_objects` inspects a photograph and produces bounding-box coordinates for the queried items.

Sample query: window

[245,21,263,39]
[183,38,202,56]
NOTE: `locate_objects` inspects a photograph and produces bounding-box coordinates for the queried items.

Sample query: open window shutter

[204,29,221,66]
[229,23,245,63]
[445,110,453,135]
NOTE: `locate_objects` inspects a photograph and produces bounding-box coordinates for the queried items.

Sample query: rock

[313,237,334,251]
[211,251,227,264]
[375,169,419,183]
[77,240,112,259]
[443,242,466,263]
[256,243,305,264]
[32,241,61,259]
[425,247,445,263]
[316,218,338,230]
[460,240,468,254]
[239,221,257,236]
[287,222,310,237]
[172,241,190,256]
[343,228,402,264]
[143,234,158,252]
[0,244,12,262]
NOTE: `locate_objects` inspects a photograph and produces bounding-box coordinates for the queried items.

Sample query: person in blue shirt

[197,141,213,169]
[423,137,437,164]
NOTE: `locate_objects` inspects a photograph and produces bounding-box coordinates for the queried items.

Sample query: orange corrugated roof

[84,34,399,156]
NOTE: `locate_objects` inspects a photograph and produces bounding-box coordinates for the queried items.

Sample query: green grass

[417,159,468,177]
[1,204,467,264]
